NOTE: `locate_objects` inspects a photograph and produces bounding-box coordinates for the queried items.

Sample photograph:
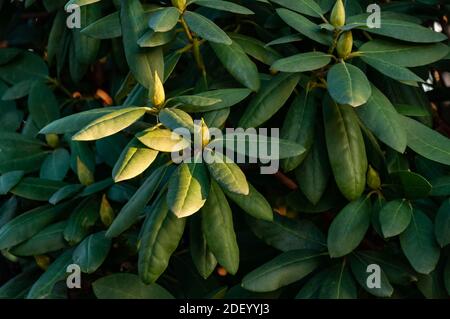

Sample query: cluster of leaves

[0,0,450,299]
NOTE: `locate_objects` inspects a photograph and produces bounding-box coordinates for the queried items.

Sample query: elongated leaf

[93,273,173,299]
[72,107,147,141]
[81,12,122,39]
[402,116,450,165]
[148,7,180,32]
[0,267,40,299]
[202,181,239,274]
[11,221,67,256]
[400,209,440,274]
[362,56,423,83]
[159,108,194,133]
[243,250,323,292]
[0,171,25,195]
[435,199,450,247]
[49,184,83,205]
[167,160,210,218]
[194,0,254,14]
[323,97,367,201]
[276,8,331,45]
[121,0,164,88]
[327,196,371,258]
[138,30,176,48]
[72,3,101,65]
[210,41,260,91]
[272,52,331,73]
[73,231,111,274]
[246,214,326,252]
[379,199,412,238]
[239,73,300,128]
[138,195,186,284]
[190,214,217,279]
[431,176,450,196]
[26,249,74,299]
[327,62,372,107]
[356,85,407,153]
[40,149,70,181]
[112,138,158,182]
[180,88,251,112]
[64,197,99,245]
[318,262,357,299]
[224,183,273,221]
[0,51,48,84]
[230,33,281,65]
[10,178,66,201]
[281,91,317,172]
[204,149,249,195]
[360,40,449,67]
[270,0,324,18]
[183,11,232,45]
[137,128,191,152]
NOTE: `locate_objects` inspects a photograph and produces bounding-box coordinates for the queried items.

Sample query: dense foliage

[0,0,450,299]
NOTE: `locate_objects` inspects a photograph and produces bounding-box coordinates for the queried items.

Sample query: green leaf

[356,85,407,153]
[72,4,101,65]
[106,165,169,238]
[0,171,25,195]
[10,177,66,201]
[148,7,180,32]
[246,214,326,252]
[379,199,412,238]
[49,184,84,205]
[242,250,324,292]
[230,33,281,66]
[327,62,372,107]
[137,128,191,152]
[0,133,49,173]
[361,56,423,83]
[402,116,450,165]
[183,11,232,45]
[170,95,221,107]
[0,197,17,229]
[239,73,300,128]
[224,183,273,221]
[201,181,239,274]
[138,194,186,284]
[121,0,164,88]
[64,197,99,245]
[272,52,331,73]
[210,41,260,91]
[318,262,357,299]
[167,159,210,218]
[266,34,303,47]
[360,40,449,67]
[180,88,251,112]
[93,273,173,299]
[323,97,367,201]
[138,30,176,48]
[81,12,122,39]
[2,79,34,100]
[295,126,330,205]
[0,267,40,299]
[190,214,217,279]
[11,221,67,256]
[400,209,440,274]
[281,91,317,172]
[40,149,70,181]
[327,196,371,258]
[159,108,194,133]
[73,231,111,274]
[194,0,254,14]
[204,149,249,195]
[72,107,148,141]
[276,8,331,45]
[26,249,74,299]
[354,19,447,43]
[271,0,324,18]
[40,107,123,135]
[390,171,432,199]
[112,138,158,182]
[435,199,450,247]
[0,51,48,84]
[349,253,394,297]
[431,176,450,196]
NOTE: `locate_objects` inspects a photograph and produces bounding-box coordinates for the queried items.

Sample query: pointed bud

[336,31,353,58]
[77,156,94,186]
[171,0,186,11]
[45,134,59,148]
[151,71,165,107]
[367,165,381,190]
[100,194,115,227]
[35,255,51,270]
[330,0,346,27]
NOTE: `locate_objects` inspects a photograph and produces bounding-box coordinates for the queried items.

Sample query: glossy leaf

[379,199,412,238]
[73,231,111,274]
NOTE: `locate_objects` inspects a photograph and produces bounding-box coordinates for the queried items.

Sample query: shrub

[0,0,449,299]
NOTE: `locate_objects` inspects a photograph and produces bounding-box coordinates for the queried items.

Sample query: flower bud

[151,71,165,107]
[330,0,345,27]
[201,119,210,148]
[100,194,115,227]
[367,165,381,190]
[336,31,353,58]
[77,156,95,186]
[171,0,186,11]
[45,134,59,148]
